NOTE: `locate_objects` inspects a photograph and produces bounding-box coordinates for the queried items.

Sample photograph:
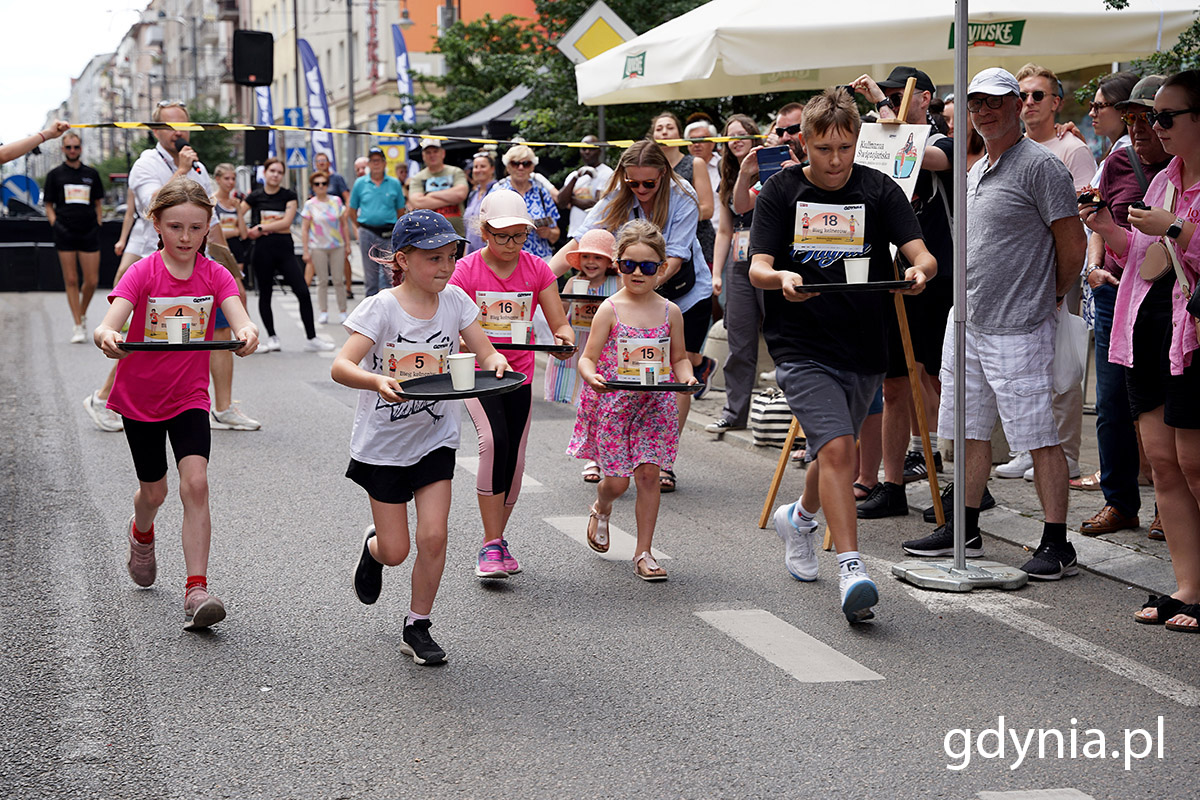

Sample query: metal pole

[347,0,356,162]
[191,13,199,101]
[952,0,968,571]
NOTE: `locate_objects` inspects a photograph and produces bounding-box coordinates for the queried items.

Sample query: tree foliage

[414,14,545,126]
[186,104,237,170]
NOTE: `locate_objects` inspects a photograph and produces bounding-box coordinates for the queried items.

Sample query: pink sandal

[587,503,610,553]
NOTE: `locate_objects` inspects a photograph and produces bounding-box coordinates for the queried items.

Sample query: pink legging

[465,384,532,507]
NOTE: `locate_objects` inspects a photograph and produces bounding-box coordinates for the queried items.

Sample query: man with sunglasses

[848,66,956,517]
[903,67,1088,581]
[44,131,104,344]
[731,103,805,216]
[994,64,1097,486]
[1077,75,1172,539]
[406,138,469,236]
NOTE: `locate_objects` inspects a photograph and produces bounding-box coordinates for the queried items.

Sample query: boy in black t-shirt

[748,88,936,624]
[44,131,105,343]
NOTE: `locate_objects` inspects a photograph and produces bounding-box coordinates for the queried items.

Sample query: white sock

[910,435,922,452]
[792,501,816,528]
[837,551,865,574]
[406,611,430,626]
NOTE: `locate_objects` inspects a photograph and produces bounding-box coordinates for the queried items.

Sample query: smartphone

[756,145,791,183]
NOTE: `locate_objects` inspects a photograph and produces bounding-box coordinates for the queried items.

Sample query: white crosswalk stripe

[458,457,547,493]
[695,608,884,683]
[543,515,670,562]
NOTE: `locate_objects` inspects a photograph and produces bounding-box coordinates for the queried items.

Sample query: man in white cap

[902,67,1088,581]
[407,138,469,236]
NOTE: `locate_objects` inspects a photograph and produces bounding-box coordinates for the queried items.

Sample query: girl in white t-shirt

[332,210,508,666]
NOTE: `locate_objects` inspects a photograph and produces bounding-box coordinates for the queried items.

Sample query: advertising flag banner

[254,86,277,158]
[392,24,418,152]
[299,39,337,171]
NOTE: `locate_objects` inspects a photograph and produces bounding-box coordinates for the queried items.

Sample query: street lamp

[398,0,414,29]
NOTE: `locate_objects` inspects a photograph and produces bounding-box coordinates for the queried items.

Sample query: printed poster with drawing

[144,296,213,341]
[793,203,865,255]
[615,336,670,382]
[477,291,533,338]
[853,122,929,200]
[381,341,450,381]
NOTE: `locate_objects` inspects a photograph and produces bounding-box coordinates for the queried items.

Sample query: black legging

[252,235,316,338]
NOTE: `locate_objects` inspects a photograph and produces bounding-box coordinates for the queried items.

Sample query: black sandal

[1135,594,1185,625]
[1165,603,1200,633]
[659,469,677,493]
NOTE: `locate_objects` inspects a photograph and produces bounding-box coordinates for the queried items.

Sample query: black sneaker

[1021,541,1079,581]
[693,356,717,400]
[922,482,997,523]
[901,518,984,557]
[856,481,909,519]
[400,618,447,665]
[353,525,383,605]
[903,450,943,483]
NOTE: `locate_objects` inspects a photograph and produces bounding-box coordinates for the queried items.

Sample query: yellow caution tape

[69,121,764,150]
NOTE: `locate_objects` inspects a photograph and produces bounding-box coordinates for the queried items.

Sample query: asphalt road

[2,291,1196,800]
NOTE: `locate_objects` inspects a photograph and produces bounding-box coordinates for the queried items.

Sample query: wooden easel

[755,77,945,548]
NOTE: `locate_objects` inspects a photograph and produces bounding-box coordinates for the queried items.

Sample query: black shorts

[885,276,953,379]
[346,446,457,504]
[52,223,100,253]
[1126,296,1200,429]
[122,408,211,483]
[681,298,712,353]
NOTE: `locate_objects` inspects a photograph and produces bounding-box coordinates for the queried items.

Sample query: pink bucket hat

[566,228,616,269]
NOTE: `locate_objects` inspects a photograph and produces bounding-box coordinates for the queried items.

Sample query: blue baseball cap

[390,210,467,251]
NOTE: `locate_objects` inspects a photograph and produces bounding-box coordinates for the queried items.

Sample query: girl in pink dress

[567,220,697,581]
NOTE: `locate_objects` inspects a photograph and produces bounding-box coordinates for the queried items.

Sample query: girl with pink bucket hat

[545,228,620,483]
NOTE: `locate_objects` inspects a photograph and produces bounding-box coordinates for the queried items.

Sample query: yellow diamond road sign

[557,1,636,66]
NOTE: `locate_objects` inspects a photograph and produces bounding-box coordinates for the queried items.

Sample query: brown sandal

[1069,469,1103,491]
[586,503,610,553]
[634,551,667,581]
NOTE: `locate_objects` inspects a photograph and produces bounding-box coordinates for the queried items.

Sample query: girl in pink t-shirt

[94,178,259,632]
[448,190,574,579]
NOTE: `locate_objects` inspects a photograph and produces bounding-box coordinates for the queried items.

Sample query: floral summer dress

[566,299,678,477]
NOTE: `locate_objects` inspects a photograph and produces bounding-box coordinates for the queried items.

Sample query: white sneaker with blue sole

[839,568,878,623]
[773,502,819,582]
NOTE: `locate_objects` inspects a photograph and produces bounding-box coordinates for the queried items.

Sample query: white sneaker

[339,311,349,324]
[82,391,123,432]
[1023,456,1080,482]
[839,565,879,623]
[70,324,86,344]
[772,502,819,582]
[995,451,1033,479]
[304,337,335,352]
[210,403,261,431]
[261,335,281,352]
[317,312,328,325]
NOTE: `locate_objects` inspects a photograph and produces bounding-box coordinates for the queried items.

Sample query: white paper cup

[570,278,590,295]
[165,316,191,344]
[509,321,531,344]
[638,361,659,386]
[447,353,476,391]
[843,257,870,284]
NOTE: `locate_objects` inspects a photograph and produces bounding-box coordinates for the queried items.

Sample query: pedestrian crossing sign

[377,113,404,134]
[286,147,308,169]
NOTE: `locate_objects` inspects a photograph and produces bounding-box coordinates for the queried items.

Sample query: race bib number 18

[793,202,864,255]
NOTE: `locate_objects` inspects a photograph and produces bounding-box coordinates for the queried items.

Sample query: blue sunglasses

[617,259,663,275]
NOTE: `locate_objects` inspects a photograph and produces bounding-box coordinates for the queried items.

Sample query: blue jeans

[358,227,392,297]
[1092,283,1140,516]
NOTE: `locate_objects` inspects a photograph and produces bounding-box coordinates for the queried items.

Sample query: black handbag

[656,256,696,301]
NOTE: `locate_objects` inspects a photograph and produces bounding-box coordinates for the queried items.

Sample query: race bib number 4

[382,343,448,381]
[615,336,670,382]
[145,295,214,341]
[793,202,864,255]
[478,291,533,336]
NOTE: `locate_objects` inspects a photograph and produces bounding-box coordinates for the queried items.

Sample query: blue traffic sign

[285,147,308,169]
[377,113,405,134]
[2,175,40,208]
[284,107,305,127]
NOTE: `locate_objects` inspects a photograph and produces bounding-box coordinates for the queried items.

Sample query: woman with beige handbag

[1082,70,1200,633]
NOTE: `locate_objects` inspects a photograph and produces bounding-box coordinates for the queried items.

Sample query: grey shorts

[775,360,884,459]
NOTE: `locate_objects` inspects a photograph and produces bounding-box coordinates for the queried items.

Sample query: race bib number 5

[381,343,447,381]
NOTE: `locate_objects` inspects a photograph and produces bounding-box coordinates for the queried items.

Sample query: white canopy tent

[575,0,1197,105]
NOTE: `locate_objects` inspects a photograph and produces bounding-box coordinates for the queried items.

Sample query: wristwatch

[1166,217,1185,239]
[875,99,892,112]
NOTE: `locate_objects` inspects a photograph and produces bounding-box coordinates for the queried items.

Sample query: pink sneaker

[126,516,156,587]
[499,539,521,574]
[183,584,227,630]
[474,541,509,579]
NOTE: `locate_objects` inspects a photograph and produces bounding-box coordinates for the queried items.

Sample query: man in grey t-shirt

[903,68,1086,581]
